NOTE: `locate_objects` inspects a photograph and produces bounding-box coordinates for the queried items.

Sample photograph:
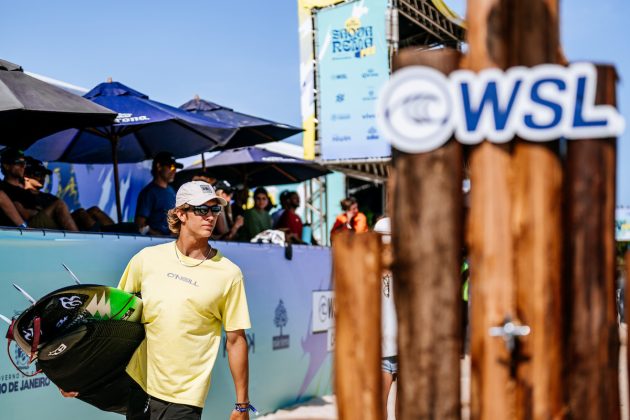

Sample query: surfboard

[12,285,142,357]
[6,284,144,414]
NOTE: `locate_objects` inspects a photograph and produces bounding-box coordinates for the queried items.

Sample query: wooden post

[626,251,630,410]
[333,231,383,420]
[466,0,565,419]
[392,48,463,420]
[565,65,620,420]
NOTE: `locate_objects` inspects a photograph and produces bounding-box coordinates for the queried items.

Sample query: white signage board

[312,290,335,333]
[377,63,625,153]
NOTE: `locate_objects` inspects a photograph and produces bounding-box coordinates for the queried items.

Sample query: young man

[135,152,183,236]
[0,148,78,231]
[275,191,303,243]
[120,181,253,419]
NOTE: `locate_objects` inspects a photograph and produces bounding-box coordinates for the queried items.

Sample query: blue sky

[1,0,628,203]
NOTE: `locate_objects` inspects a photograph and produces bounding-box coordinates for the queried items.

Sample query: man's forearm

[226,330,249,402]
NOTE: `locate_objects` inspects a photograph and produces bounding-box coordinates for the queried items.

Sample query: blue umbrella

[178,146,331,187]
[179,96,303,150]
[27,81,237,222]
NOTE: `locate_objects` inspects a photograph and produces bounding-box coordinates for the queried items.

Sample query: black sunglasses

[187,204,222,216]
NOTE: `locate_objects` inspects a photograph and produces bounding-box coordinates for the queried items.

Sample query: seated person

[0,189,27,228]
[211,180,244,241]
[23,158,121,233]
[239,187,273,242]
[330,196,368,240]
[271,190,290,228]
[275,191,304,243]
[0,149,78,231]
[135,152,182,236]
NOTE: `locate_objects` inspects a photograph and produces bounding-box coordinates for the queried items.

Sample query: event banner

[0,230,332,419]
[616,207,630,241]
[315,0,391,161]
[297,0,342,160]
[45,162,152,222]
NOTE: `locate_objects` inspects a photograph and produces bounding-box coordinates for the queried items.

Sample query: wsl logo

[332,16,375,59]
[377,63,625,153]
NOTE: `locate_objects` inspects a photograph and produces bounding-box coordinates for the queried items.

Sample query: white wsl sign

[377,63,625,153]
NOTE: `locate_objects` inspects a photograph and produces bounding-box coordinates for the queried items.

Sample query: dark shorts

[126,378,202,420]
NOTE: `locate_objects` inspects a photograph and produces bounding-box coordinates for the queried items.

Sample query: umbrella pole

[111,135,123,223]
[201,153,206,170]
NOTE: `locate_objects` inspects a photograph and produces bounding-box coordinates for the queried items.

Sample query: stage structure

[298,0,465,239]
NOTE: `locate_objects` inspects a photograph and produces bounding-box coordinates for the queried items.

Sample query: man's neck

[176,234,212,259]
[4,176,23,188]
[153,178,168,188]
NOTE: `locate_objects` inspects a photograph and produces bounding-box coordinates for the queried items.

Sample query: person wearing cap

[0,148,78,231]
[116,180,253,419]
[374,217,397,419]
[212,180,244,241]
[135,152,183,236]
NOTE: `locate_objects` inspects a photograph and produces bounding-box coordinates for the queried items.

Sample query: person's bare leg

[43,199,78,231]
[382,371,395,420]
[87,206,114,226]
[0,190,26,226]
[72,208,96,231]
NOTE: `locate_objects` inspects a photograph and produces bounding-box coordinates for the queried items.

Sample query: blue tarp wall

[0,229,333,419]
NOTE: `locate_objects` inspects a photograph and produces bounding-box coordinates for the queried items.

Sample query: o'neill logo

[377,63,625,153]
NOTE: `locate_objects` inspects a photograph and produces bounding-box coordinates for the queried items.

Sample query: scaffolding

[304,0,466,243]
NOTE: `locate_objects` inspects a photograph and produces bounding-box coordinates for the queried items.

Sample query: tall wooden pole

[565,65,620,420]
[466,0,565,419]
[626,251,630,410]
[333,232,383,420]
[392,48,463,420]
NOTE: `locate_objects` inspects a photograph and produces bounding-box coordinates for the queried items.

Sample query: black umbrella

[178,146,331,187]
[0,60,116,148]
[179,96,303,150]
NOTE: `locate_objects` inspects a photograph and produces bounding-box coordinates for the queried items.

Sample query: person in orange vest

[330,196,368,240]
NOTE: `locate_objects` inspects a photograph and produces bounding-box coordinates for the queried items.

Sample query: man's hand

[59,387,78,398]
[230,410,249,420]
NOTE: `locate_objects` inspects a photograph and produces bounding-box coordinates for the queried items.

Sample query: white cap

[176,181,228,207]
[373,217,391,244]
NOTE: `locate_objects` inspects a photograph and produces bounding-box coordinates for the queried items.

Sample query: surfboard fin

[12,283,36,304]
[0,313,11,325]
[62,263,82,285]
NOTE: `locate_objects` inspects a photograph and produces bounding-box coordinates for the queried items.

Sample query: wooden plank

[466,0,517,418]
[466,0,565,419]
[506,2,564,419]
[565,65,620,420]
[392,48,463,420]
[627,251,630,411]
[333,231,383,420]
